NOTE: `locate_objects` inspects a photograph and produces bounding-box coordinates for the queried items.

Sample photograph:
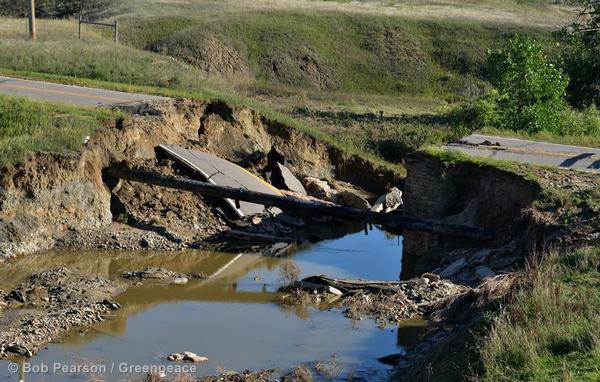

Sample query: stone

[101,300,121,311]
[324,286,343,296]
[384,187,403,212]
[371,187,404,213]
[6,289,26,303]
[421,273,441,283]
[170,277,189,285]
[335,190,371,210]
[0,301,7,309]
[275,163,307,195]
[475,266,496,281]
[167,353,184,361]
[6,344,32,357]
[439,258,467,278]
[183,352,208,363]
[469,249,493,264]
[304,177,336,201]
[26,286,49,303]
[370,195,385,213]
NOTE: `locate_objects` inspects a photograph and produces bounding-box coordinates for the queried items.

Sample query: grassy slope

[0,1,564,163]
[0,1,592,166]
[479,248,600,381]
[0,95,118,166]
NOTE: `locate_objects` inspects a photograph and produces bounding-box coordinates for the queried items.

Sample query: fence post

[28,0,36,40]
[114,20,118,45]
[78,15,82,40]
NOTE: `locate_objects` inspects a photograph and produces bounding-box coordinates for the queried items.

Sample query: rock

[335,190,371,210]
[5,289,26,303]
[5,344,32,358]
[475,266,496,280]
[274,163,307,195]
[370,195,385,213]
[384,187,403,212]
[469,249,493,264]
[101,300,121,311]
[122,267,189,284]
[167,353,184,361]
[421,273,441,283]
[439,258,467,278]
[26,286,49,303]
[324,286,343,296]
[304,177,336,201]
[170,277,189,285]
[371,187,403,213]
[183,351,208,363]
[0,301,7,309]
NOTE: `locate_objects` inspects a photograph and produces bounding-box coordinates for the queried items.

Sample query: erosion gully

[0,227,425,382]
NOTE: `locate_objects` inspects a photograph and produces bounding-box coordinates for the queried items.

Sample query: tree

[0,0,113,19]
[560,0,600,108]
[485,35,569,134]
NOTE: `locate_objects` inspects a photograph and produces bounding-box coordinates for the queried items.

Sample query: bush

[485,35,569,134]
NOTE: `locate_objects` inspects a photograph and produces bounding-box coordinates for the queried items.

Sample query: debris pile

[0,268,125,358]
[280,274,469,327]
[166,351,208,363]
[121,267,202,285]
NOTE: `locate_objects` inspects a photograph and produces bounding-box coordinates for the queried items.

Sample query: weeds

[477,248,600,381]
[278,261,301,287]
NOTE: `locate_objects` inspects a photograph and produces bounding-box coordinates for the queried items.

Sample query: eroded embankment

[0,99,403,260]
[401,152,542,285]
[389,151,600,381]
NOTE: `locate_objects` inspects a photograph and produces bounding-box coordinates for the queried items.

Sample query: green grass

[119,12,550,100]
[478,107,600,148]
[0,3,587,169]
[478,247,600,382]
[0,94,118,166]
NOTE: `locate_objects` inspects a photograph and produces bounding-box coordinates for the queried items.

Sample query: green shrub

[485,35,569,134]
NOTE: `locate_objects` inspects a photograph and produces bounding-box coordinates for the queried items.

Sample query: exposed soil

[148,33,251,79]
[261,47,338,90]
[0,267,125,359]
[0,98,402,261]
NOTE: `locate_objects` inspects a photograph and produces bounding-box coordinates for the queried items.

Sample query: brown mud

[0,267,125,359]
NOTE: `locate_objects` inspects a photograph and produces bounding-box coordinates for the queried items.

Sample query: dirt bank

[389,152,600,380]
[0,99,403,260]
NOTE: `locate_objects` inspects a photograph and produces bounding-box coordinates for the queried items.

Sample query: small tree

[560,0,600,108]
[485,35,569,134]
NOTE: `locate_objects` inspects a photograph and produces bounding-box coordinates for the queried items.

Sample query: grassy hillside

[120,13,551,100]
[0,0,587,161]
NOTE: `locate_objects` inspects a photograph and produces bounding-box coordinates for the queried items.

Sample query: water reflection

[0,228,419,382]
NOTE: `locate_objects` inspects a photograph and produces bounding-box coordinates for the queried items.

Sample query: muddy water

[0,228,426,381]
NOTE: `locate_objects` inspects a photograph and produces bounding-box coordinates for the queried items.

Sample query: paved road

[0,76,166,106]
[1,76,598,173]
[447,134,600,173]
[158,145,283,217]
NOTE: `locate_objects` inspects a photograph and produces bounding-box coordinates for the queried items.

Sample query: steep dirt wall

[197,101,403,192]
[0,99,404,260]
[401,152,541,278]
